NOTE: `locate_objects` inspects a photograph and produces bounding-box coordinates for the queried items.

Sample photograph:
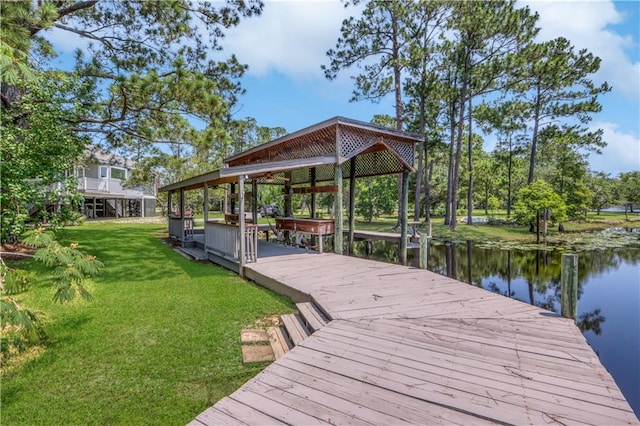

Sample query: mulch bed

[0,243,36,261]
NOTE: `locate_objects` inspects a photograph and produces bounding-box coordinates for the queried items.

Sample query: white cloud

[222,1,351,79]
[524,0,640,102]
[588,121,640,175]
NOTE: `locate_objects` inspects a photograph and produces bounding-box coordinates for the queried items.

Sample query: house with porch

[74,146,156,218]
[159,116,422,275]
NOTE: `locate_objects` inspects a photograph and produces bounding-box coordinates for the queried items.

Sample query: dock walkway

[192,249,638,425]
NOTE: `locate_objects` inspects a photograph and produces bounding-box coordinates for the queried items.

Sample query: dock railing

[204,221,258,264]
[245,224,258,263]
[205,221,240,262]
[168,217,183,240]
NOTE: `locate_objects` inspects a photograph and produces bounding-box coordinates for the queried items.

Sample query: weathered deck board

[305,323,633,414]
[313,323,627,405]
[274,357,493,426]
[193,406,248,426]
[308,335,630,425]
[213,397,284,425]
[193,246,638,425]
[331,320,618,384]
[296,302,327,332]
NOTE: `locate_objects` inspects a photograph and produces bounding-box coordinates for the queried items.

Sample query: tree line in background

[1,0,638,359]
[323,0,639,230]
[1,0,279,242]
[2,0,638,241]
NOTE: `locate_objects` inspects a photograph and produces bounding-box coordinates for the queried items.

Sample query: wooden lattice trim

[228,126,337,167]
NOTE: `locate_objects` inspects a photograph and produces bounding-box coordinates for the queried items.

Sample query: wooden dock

[348,229,420,243]
[191,248,639,425]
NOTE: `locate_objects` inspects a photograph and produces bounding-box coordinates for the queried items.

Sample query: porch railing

[168,217,184,240]
[205,221,258,264]
[78,177,155,197]
[245,224,258,263]
[205,222,240,261]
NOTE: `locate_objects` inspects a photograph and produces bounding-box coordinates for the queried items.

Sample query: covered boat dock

[158,116,422,274]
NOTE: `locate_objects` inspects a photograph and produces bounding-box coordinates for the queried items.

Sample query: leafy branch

[0,229,103,361]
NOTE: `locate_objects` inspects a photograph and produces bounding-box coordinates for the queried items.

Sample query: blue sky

[46,1,639,175]
[221,0,640,176]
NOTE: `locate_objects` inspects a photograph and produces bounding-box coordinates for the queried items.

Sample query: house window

[76,167,85,178]
[100,166,108,178]
[111,168,126,180]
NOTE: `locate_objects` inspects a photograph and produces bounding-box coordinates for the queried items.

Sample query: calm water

[345,237,640,415]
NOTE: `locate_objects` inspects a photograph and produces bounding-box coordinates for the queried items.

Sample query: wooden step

[175,246,207,261]
[280,314,311,347]
[296,302,329,333]
[267,326,291,359]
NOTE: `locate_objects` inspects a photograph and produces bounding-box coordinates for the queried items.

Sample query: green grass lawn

[1,221,294,425]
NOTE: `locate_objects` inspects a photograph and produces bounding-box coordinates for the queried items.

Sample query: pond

[345,235,640,416]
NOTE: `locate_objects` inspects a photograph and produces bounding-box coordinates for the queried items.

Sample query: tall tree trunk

[466,96,473,225]
[451,71,468,231]
[528,86,541,184]
[507,136,513,218]
[484,186,488,215]
[445,102,456,225]
[414,96,425,221]
[425,159,433,226]
[391,8,404,229]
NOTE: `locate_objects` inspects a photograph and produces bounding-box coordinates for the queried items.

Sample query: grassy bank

[352,211,640,244]
[1,221,294,425]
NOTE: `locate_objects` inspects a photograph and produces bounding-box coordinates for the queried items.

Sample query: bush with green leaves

[513,180,567,226]
[0,229,103,361]
[0,76,88,243]
[356,176,398,223]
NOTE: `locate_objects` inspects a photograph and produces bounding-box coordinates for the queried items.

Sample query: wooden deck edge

[296,302,329,332]
[172,247,193,260]
[177,247,207,261]
[310,295,334,321]
[206,252,240,274]
[281,314,311,346]
[243,266,311,303]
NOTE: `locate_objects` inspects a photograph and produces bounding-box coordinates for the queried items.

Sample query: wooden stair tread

[296,302,328,333]
[281,314,311,346]
[267,326,291,359]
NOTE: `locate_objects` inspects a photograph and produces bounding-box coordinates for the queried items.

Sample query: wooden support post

[310,168,317,219]
[284,172,292,243]
[238,177,246,277]
[203,183,209,222]
[334,126,343,255]
[179,188,185,247]
[399,168,409,265]
[561,253,578,320]
[310,168,317,247]
[334,163,343,255]
[419,232,429,269]
[230,183,236,214]
[348,157,356,255]
[251,180,258,224]
[284,172,292,216]
[168,191,172,216]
